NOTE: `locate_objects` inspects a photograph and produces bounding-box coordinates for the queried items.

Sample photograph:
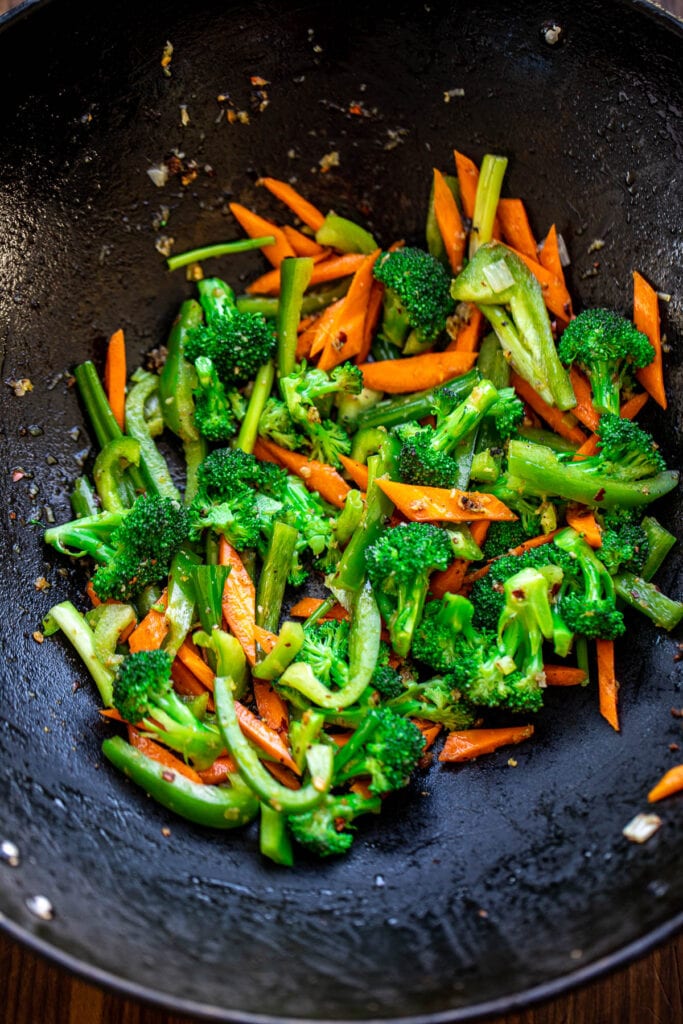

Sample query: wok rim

[0,0,682,1019]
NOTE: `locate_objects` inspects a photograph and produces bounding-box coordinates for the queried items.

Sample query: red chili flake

[669,743,680,752]
[12,470,25,482]
[671,707,683,718]
[250,75,269,86]
[349,104,363,116]
[593,488,606,502]
[162,770,175,782]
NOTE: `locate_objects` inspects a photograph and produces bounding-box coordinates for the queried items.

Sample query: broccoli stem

[332,713,380,776]
[102,736,259,828]
[192,564,230,633]
[43,601,115,706]
[469,154,508,257]
[236,280,351,318]
[125,369,181,501]
[613,573,683,631]
[315,213,377,254]
[476,331,510,390]
[259,803,294,866]
[214,675,333,812]
[70,476,100,518]
[165,236,276,272]
[641,517,678,580]
[354,369,480,431]
[506,439,679,509]
[93,437,141,512]
[256,521,300,632]
[234,361,275,454]
[277,257,314,380]
[515,425,578,453]
[333,489,364,546]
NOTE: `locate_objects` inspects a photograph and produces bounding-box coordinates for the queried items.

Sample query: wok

[0,0,681,1019]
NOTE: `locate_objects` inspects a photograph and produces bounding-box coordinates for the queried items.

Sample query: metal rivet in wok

[26,895,54,921]
[0,840,20,867]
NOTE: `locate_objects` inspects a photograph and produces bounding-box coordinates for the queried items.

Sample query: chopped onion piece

[623,812,662,844]
[147,164,169,188]
[556,232,571,266]
[482,258,515,293]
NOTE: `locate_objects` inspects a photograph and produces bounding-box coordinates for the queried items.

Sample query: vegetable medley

[42,151,683,863]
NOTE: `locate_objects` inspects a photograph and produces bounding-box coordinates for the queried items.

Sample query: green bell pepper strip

[194,627,248,699]
[70,476,100,519]
[234,360,275,454]
[277,257,314,380]
[93,437,141,512]
[355,369,481,432]
[315,213,377,254]
[515,426,578,453]
[102,736,259,829]
[253,621,305,681]
[192,564,231,634]
[158,299,206,501]
[163,549,199,658]
[641,517,678,581]
[125,369,180,501]
[43,601,115,707]
[88,602,137,667]
[613,573,683,631]
[214,675,333,813]
[256,521,300,632]
[166,236,276,272]
[278,584,381,709]
[259,803,294,866]
[333,489,364,547]
[290,709,326,772]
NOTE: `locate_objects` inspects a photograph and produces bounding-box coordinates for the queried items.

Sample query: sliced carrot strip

[127,726,203,784]
[177,642,215,690]
[439,725,534,762]
[648,765,683,803]
[253,625,279,654]
[104,328,127,431]
[538,225,567,287]
[309,298,346,358]
[265,762,302,790]
[198,755,239,785]
[633,271,667,409]
[376,479,516,523]
[246,253,366,296]
[568,367,601,432]
[234,701,299,774]
[229,202,296,268]
[128,590,169,653]
[253,437,350,509]
[218,537,257,665]
[356,279,384,364]
[433,167,466,274]
[288,597,349,621]
[282,224,326,257]
[253,677,289,733]
[447,305,484,354]
[258,177,326,232]
[544,665,588,686]
[453,150,479,221]
[317,250,381,370]
[171,658,211,700]
[496,199,537,261]
[565,506,602,547]
[596,638,620,732]
[338,453,369,490]
[412,718,443,751]
[359,350,478,394]
[504,245,573,321]
[511,372,587,445]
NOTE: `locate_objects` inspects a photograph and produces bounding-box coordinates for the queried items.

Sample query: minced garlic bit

[34,577,51,592]
[6,377,33,397]
[507,758,518,767]
[32,631,45,644]
[155,235,175,257]
[179,104,190,127]
[623,812,662,844]
[319,150,340,173]
[161,41,173,77]
[443,88,465,102]
[587,238,605,254]
[147,164,169,188]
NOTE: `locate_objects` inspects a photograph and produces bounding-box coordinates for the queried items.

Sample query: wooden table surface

[1,0,682,1021]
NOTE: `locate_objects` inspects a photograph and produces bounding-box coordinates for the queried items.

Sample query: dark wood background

[1,0,681,1020]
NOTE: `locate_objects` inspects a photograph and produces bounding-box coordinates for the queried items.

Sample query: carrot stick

[511,372,588,445]
[218,536,257,665]
[198,755,239,785]
[430,520,491,598]
[171,658,210,700]
[439,725,534,762]
[258,176,326,232]
[296,323,318,361]
[633,271,667,409]
[309,298,346,358]
[596,638,620,731]
[504,245,573,321]
[538,225,567,286]
[568,367,601,432]
[375,479,516,523]
[544,665,588,686]
[453,150,479,221]
[357,279,384,364]
[288,597,349,621]
[104,328,127,431]
[177,642,215,690]
[229,202,296,268]
[253,437,351,508]
[572,391,650,460]
[412,718,443,751]
[127,726,204,784]
[246,252,366,296]
[338,453,369,490]
[128,590,169,653]
[317,250,380,370]
[282,224,326,257]
[496,199,537,260]
[432,167,466,274]
[253,625,278,654]
[264,762,302,790]
[565,507,602,547]
[648,764,683,803]
[358,350,478,394]
[449,305,484,353]
[253,678,290,733]
[234,701,300,774]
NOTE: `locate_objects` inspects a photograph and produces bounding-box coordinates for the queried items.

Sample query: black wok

[0,0,681,1019]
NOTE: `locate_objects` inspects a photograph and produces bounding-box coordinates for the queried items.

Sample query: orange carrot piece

[496,199,537,261]
[433,167,466,274]
[565,507,602,547]
[544,665,588,686]
[252,678,289,733]
[511,372,588,445]
[85,580,102,607]
[429,520,491,598]
[572,435,600,460]
[218,537,257,665]
[538,225,567,286]
[349,779,373,799]
[309,298,346,357]
[596,638,620,732]
[439,725,534,762]
[282,224,326,257]
[253,438,350,509]
[568,367,601,432]
[99,707,125,721]
[246,252,365,296]
[128,590,169,653]
[413,718,443,751]
[356,279,384,364]
[505,245,573,321]
[358,350,478,394]
[573,391,650,461]
[295,324,318,361]
[338,453,369,490]
[104,328,127,431]
[288,597,349,621]
[648,764,683,803]
[234,701,300,774]
[229,202,296,268]
[454,150,479,221]
[376,479,516,523]
[253,625,279,654]
[177,642,215,690]
[447,305,484,354]
[265,762,302,790]
[258,176,326,232]
[198,755,239,785]
[634,271,667,409]
[317,250,381,370]
[128,726,204,784]
[171,658,211,700]
[506,529,561,558]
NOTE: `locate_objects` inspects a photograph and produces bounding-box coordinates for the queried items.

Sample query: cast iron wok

[0,0,681,1019]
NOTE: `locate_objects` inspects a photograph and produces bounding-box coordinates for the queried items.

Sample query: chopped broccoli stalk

[469,154,508,257]
[554,527,625,639]
[43,601,116,707]
[113,649,223,770]
[613,573,683,631]
[452,242,576,410]
[277,256,314,379]
[558,308,655,416]
[288,792,381,857]
[372,247,455,353]
[572,414,667,481]
[641,517,677,580]
[598,508,649,575]
[365,522,453,657]
[334,707,426,794]
[192,355,240,442]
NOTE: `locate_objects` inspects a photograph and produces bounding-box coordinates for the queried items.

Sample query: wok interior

[0,0,681,1018]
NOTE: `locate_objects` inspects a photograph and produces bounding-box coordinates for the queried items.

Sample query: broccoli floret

[258,397,300,450]
[45,494,189,603]
[554,527,625,639]
[598,508,649,575]
[372,247,455,352]
[451,243,576,410]
[558,308,654,416]
[412,593,479,672]
[487,387,525,439]
[189,447,282,548]
[294,619,350,690]
[336,707,426,794]
[112,650,222,769]
[366,641,404,699]
[390,675,477,731]
[184,277,276,389]
[287,792,381,857]
[469,543,577,632]
[365,522,453,657]
[192,355,240,442]
[482,519,541,560]
[278,362,363,467]
[576,414,667,481]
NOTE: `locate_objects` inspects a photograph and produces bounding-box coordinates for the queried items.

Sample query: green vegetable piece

[315,212,377,254]
[93,437,141,512]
